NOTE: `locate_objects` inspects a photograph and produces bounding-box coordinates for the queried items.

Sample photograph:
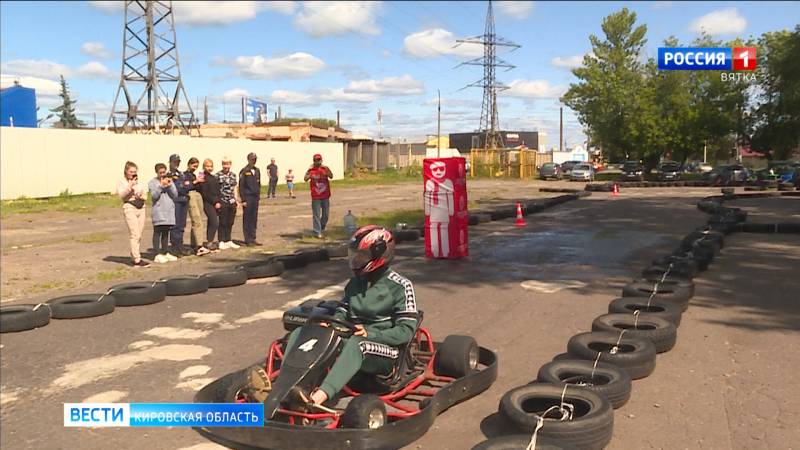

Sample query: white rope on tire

[525,385,575,450]
[646,262,672,308]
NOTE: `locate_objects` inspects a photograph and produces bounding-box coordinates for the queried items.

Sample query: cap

[169,154,181,162]
[313,154,322,161]
[247,152,258,160]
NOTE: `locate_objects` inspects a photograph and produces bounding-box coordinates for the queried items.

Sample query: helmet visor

[348,247,373,271]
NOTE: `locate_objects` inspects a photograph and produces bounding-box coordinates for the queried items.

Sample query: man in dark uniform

[239,152,262,246]
[167,154,193,256]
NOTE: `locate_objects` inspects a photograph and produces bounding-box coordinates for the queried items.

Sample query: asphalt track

[1,188,798,450]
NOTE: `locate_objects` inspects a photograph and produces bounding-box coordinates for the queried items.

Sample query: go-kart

[193,299,498,450]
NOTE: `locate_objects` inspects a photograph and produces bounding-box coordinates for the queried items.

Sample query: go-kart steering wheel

[308,314,357,336]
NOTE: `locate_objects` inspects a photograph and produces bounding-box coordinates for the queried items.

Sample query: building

[550,145,590,165]
[448,131,540,152]
[0,85,37,128]
[198,122,352,142]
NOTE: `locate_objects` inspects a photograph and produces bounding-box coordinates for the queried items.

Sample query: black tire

[475,213,492,223]
[777,223,800,234]
[237,260,285,279]
[273,254,308,270]
[641,264,694,281]
[205,269,248,288]
[536,359,632,409]
[468,214,480,226]
[325,244,349,258]
[434,335,479,378]
[499,383,613,450]
[622,280,692,303]
[566,331,657,380]
[489,207,515,221]
[46,294,116,319]
[472,434,566,450]
[340,394,387,429]
[608,297,683,327]
[109,282,167,306]
[394,229,421,242]
[680,231,724,251]
[651,255,699,276]
[591,313,677,353]
[0,304,51,333]
[159,275,210,296]
[294,248,330,264]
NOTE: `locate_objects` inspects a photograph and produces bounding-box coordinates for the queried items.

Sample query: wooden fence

[469,148,553,178]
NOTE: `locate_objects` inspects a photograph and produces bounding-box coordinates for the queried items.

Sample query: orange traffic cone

[515,202,526,227]
[612,183,620,197]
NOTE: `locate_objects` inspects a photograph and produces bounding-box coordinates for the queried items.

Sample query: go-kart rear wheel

[435,335,479,378]
[341,394,386,429]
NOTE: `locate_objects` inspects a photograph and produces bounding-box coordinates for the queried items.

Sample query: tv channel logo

[658,47,756,71]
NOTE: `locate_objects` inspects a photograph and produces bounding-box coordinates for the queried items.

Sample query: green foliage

[50,75,86,129]
[1,193,119,217]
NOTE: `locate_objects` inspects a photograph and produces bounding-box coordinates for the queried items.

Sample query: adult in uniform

[239,152,262,246]
[167,154,193,257]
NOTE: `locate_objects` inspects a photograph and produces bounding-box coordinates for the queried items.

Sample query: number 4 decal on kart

[298,339,318,352]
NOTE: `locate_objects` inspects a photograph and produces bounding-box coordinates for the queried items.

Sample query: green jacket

[333,269,419,347]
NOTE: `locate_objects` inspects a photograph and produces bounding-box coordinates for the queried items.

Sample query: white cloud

[294,1,381,37]
[76,62,116,80]
[270,90,316,105]
[689,8,747,36]
[0,75,62,97]
[222,88,250,100]
[0,59,70,79]
[495,1,534,19]
[403,28,484,60]
[89,1,295,25]
[321,88,375,103]
[226,52,325,79]
[269,88,375,106]
[81,42,112,59]
[504,79,565,99]
[344,75,424,96]
[551,54,584,69]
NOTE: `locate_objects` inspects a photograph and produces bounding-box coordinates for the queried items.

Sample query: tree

[748,26,800,160]
[562,8,653,164]
[50,75,85,129]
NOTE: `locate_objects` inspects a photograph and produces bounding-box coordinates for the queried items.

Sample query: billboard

[242,97,268,124]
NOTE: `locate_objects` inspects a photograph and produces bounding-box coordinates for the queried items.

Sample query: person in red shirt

[304,153,333,238]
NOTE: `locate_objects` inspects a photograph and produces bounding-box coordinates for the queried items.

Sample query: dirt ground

[1,182,798,450]
[0,179,551,305]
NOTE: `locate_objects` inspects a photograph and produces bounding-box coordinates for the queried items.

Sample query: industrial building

[0,84,37,128]
[449,131,541,152]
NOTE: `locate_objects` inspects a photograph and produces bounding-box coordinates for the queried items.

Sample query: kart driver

[286,225,419,407]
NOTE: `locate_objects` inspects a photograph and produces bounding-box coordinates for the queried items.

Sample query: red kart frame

[244,327,455,429]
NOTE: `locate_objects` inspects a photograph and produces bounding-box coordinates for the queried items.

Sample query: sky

[1,1,798,148]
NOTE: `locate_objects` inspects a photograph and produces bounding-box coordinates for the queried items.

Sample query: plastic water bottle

[343,210,357,236]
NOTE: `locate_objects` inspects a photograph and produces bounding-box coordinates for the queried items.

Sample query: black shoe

[180,245,194,256]
[132,259,151,268]
[251,241,263,246]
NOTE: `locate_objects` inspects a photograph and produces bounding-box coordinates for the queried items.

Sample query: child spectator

[149,163,178,263]
[285,169,296,199]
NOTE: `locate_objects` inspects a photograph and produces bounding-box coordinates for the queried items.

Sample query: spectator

[149,163,178,264]
[116,161,149,267]
[304,153,333,239]
[285,169,296,199]
[216,156,240,250]
[239,152,262,246]
[167,154,192,257]
[266,158,279,198]
[186,157,210,256]
[199,158,221,252]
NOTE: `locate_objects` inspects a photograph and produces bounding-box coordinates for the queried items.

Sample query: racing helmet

[348,225,395,276]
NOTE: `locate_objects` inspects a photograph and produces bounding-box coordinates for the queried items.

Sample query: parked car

[685,161,713,173]
[657,161,681,181]
[620,161,644,181]
[705,164,749,186]
[570,163,595,181]
[539,162,563,180]
[560,160,581,176]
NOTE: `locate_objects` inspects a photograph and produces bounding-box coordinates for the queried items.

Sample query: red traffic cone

[612,183,620,197]
[515,202,526,227]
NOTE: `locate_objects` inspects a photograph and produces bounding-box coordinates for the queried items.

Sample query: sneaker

[165,253,178,262]
[251,241,263,246]
[132,259,151,268]
[154,254,169,264]
[218,241,229,250]
[196,247,211,256]
[227,241,241,249]
[245,366,272,403]
[316,233,324,239]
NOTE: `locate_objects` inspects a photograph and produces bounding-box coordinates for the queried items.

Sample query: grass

[74,232,113,244]
[294,208,425,245]
[95,268,128,282]
[30,280,75,293]
[265,167,421,196]
[1,193,120,217]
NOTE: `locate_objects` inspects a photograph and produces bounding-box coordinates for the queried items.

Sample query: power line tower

[455,0,519,149]
[108,1,198,135]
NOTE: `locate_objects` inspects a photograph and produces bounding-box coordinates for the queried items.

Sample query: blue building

[0,85,37,128]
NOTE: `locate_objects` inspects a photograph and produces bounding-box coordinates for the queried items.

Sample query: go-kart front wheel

[435,335,479,378]
[341,394,387,429]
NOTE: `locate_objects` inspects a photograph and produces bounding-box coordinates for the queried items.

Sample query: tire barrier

[236,260,285,279]
[608,297,683,327]
[591,314,677,353]
[46,294,116,319]
[566,332,657,379]
[0,304,51,333]
[204,268,248,288]
[108,282,167,307]
[159,275,210,296]
[536,359,632,409]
